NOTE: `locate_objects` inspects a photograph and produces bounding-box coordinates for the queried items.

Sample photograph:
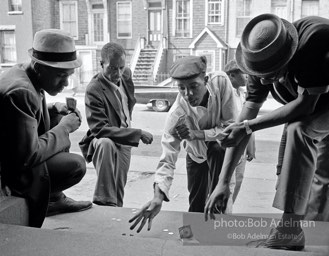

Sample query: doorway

[148,9,161,44]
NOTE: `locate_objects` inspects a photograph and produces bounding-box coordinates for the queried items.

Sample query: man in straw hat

[205,14,329,250]
[0,29,92,228]
[129,55,238,232]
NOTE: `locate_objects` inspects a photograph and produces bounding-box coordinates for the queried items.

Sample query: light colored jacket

[154,71,238,200]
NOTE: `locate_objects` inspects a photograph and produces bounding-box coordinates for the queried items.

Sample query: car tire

[152,99,170,112]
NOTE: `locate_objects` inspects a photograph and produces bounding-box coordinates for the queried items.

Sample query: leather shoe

[47,195,92,217]
[247,227,305,251]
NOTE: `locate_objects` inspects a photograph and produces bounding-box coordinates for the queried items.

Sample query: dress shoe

[247,227,305,251]
[47,195,92,217]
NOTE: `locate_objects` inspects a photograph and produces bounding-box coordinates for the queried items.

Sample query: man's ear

[204,75,209,83]
[100,61,104,68]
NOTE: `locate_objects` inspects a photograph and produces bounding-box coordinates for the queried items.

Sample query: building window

[0,30,17,64]
[175,0,192,37]
[301,0,319,18]
[117,1,132,39]
[271,0,288,19]
[60,1,78,39]
[206,0,224,25]
[93,13,104,42]
[92,4,105,43]
[8,0,22,12]
[236,0,251,37]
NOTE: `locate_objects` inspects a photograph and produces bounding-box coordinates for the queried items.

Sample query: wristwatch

[243,120,252,135]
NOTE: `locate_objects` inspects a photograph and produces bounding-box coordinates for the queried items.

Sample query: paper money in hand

[66,97,77,111]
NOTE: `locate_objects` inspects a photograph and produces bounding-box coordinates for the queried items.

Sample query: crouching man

[0,29,92,227]
[129,55,238,232]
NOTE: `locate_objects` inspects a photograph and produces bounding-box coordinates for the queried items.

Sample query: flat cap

[224,59,240,73]
[170,55,207,79]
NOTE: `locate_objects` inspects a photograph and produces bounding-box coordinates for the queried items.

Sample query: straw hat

[235,13,298,76]
[28,29,82,69]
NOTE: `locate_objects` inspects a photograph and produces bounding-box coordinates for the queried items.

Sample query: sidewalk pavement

[65,152,281,214]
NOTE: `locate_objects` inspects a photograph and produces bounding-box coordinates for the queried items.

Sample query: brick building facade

[1,0,329,87]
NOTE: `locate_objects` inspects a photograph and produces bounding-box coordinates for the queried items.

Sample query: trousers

[186,141,234,213]
[92,138,131,206]
[47,152,86,201]
[304,136,329,221]
[273,108,329,216]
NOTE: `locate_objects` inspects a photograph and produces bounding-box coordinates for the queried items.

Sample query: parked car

[134,78,178,112]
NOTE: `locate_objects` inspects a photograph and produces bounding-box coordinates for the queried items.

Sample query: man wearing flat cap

[205,14,329,250]
[129,55,238,232]
[0,29,92,228]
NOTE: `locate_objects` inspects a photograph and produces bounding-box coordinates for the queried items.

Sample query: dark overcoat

[79,67,141,163]
[0,64,71,227]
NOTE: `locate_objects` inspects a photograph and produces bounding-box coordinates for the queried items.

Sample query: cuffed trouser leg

[305,135,329,221]
[116,145,131,207]
[273,109,329,215]
[92,138,131,206]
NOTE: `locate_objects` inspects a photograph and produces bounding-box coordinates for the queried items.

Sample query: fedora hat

[235,13,298,76]
[28,29,82,69]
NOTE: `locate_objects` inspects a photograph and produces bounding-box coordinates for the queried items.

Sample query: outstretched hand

[129,198,162,233]
[204,183,230,221]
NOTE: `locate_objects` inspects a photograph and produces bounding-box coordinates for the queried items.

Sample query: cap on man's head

[170,55,207,80]
[28,29,82,69]
[224,59,241,73]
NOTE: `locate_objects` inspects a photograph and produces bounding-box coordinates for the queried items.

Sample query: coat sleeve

[2,88,70,170]
[85,83,142,147]
[154,107,183,201]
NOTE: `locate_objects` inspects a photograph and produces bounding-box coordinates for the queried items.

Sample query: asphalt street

[46,90,284,214]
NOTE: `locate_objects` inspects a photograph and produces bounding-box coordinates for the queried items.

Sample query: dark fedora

[28,29,82,69]
[235,13,298,76]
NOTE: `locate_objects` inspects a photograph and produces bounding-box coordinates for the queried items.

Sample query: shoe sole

[247,239,305,251]
[46,204,92,217]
